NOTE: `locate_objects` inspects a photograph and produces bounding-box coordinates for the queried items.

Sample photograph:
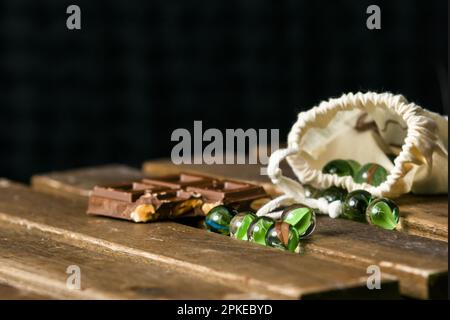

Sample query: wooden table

[0,161,447,299]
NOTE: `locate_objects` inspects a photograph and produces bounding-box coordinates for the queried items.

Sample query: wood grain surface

[396,195,448,242]
[31,164,144,200]
[142,160,448,299]
[0,179,399,299]
[0,218,252,299]
[0,282,49,300]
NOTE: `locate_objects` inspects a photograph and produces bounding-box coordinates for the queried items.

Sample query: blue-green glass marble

[365,198,400,230]
[204,205,237,235]
[342,190,372,222]
[320,186,347,203]
[354,163,388,187]
[247,216,275,245]
[229,212,257,240]
[281,205,316,238]
[265,222,300,252]
[322,159,360,177]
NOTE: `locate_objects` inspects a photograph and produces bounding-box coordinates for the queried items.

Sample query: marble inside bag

[298,107,448,195]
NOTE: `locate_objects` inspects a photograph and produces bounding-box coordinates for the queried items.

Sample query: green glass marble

[247,216,275,245]
[303,184,320,198]
[320,186,347,203]
[265,222,300,252]
[281,205,316,238]
[229,212,257,240]
[204,205,237,235]
[346,159,361,175]
[322,159,356,177]
[354,163,388,187]
[342,190,372,222]
[366,198,400,230]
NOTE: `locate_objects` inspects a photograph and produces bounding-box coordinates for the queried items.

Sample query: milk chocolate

[87,173,270,223]
[142,173,214,189]
[187,180,270,214]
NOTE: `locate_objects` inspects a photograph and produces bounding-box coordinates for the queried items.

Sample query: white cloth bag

[257,92,448,218]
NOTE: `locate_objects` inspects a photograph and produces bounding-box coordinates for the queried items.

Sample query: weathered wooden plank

[15,175,398,299]
[310,217,448,299]
[143,160,448,243]
[142,161,448,299]
[0,220,253,300]
[31,164,144,200]
[0,283,49,300]
[396,195,448,242]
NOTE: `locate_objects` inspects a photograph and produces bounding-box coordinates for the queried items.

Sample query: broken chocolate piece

[88,182,203,222]
[91,183,145,202]
[187,180,270,214]
[142,173,214,189]
[87,173,270,223]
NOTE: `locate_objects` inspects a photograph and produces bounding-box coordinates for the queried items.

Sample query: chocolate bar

[187,180,269,214]
[87,173,270,223]
[142,173,214,189]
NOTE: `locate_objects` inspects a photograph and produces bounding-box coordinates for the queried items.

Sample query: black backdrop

[0,0,447,182]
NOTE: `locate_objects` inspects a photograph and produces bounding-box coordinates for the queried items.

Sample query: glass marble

[247,216,275,245]
[354,163,388,187]
[366,198,400,230]
[342,190,372,222]
[346,159,361,175]
[322,159,358,177]
[229,212,257,240]
[281,205,316,238]
[265,222,300,252]
[204,205,237,235]
[320,186,347,203]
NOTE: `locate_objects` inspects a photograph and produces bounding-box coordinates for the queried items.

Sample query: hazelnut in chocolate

[86,173,270,223]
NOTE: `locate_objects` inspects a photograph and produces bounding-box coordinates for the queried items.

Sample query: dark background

[0,0,447,182]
